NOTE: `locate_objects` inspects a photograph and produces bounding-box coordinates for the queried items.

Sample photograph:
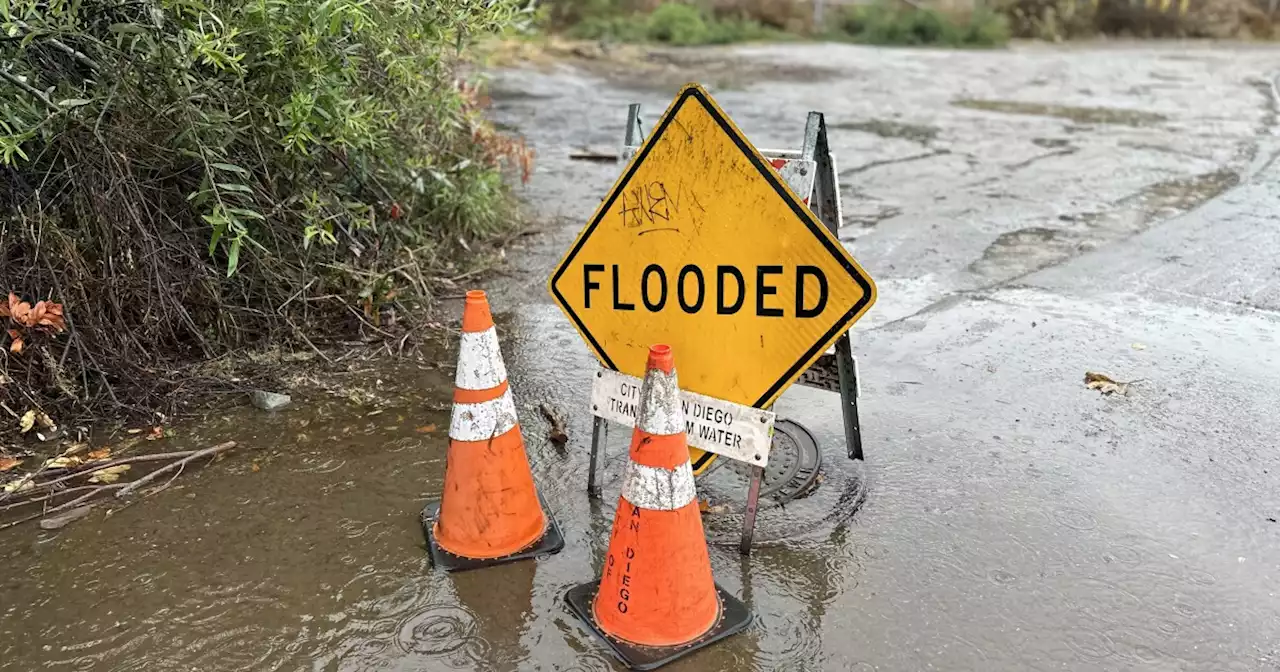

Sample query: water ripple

[396,605,479,656]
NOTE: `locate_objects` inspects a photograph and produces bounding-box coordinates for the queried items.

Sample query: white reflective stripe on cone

[450,389,519,442]
[621,460,696,511]
[455,327,508,391]
[636,368,684,436]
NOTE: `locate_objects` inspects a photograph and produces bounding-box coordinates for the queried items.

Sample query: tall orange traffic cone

[421,290,564,571]
[566,344,752,670]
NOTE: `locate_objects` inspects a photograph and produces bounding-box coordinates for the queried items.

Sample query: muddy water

[5,40,1280,671]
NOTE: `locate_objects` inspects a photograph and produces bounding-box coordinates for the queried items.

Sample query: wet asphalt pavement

[3,40,1280,671]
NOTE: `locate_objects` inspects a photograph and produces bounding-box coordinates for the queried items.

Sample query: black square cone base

[420,495,564,572]
[564,580,753,671]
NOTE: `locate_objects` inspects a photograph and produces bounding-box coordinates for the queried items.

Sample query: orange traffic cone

[566,344,752,670]
[421,290,564,571]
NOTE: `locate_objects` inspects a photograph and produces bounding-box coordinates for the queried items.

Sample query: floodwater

[4,40,1280,671]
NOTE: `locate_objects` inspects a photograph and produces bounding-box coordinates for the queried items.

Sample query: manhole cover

[696,419,821,506]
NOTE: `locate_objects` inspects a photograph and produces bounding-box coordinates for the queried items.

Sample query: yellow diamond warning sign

[548,83,876,414]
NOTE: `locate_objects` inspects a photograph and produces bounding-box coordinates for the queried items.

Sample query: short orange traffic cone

[566,344,752,670]
[422,290,564,571]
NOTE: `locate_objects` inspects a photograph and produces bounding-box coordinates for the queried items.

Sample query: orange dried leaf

[8,296,30,326]
[415,424,438,434]
[1,293,18,318]
[251,462,261,473]
[146,426,164,440]
[9,336,22,353]
[87,448,111,461]
[0,457,22,472]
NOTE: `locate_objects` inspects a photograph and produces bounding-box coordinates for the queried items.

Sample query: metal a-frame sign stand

[584,102,865,555]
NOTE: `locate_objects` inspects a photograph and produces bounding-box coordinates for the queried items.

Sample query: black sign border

[549,86,874,408]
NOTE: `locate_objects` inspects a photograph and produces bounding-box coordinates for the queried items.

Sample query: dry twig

[116,441,236,498]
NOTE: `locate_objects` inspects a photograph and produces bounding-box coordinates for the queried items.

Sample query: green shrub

[835,1,1009,47]
[703,15,777,43]
[566,13,648,41]
[0,0,529,418]
[645,2,710,44]
[562,1,777,45]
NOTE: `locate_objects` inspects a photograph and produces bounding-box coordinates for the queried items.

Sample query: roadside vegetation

[835,2,1009,46]
[1002,0,1275,39]
[535,0,1276,47]
[535,0,1011,47]
[0,0,535,435]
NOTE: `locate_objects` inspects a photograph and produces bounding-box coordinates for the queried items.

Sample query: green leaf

[216,182,253,194]
[109,23,146,34]
[226,239,241,277]
[211,162,250,177]
[1,0,9,22]
[208,225,224,255]
[226,207,265,220]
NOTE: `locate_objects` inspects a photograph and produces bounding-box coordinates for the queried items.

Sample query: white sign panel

[590,368,775,467]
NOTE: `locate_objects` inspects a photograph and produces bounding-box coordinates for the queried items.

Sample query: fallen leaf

[35,412,55,430]
[1131,343,1147,351]
[2,475,35,493]
[87,464,131,484]
[19,410,35,433]
[146,426,164,441]
[64,443,89,455]
[538,403,569,449]
[0,457,22,472]
[86,447,111,461]
[44,455,83,469]
[1084,371,1129,396]
[126,428,143,435]
[415,424,438,434]
[251,462,260,472]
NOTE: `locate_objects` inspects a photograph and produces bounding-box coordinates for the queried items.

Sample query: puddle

[953,98,1168,126]
[1122,168,1240,213]
[830,119,939,144]
[970,226,1081,278]
[1032,137,1073,149]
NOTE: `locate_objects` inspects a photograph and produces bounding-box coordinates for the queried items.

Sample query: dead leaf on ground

[2,474,35,493]
[44,455,83,469]
[0,456,22,472]
[1084,371,1129,396]
[146,426,165,441]
[697,499,731,515]
[415,424,438,434]
[86,447,111,461]
[538,403,569,449]
[64,443,89,455]
[251,462,261,472]
[34,412,55,430]
[126,428,144,435]
[1131,343,1147,351]
[88,464,131,484]
[19,410,35,434]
